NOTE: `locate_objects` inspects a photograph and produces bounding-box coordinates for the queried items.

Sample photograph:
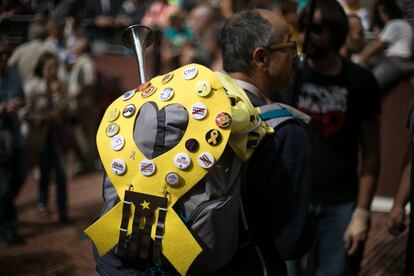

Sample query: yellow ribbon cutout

[85,64,231,275]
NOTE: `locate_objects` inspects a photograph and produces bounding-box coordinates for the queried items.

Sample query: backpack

[84,64,310,275]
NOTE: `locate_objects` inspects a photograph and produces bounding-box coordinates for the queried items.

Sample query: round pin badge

[106,123,119,137]
[198,152,215,169]
[205,129,222,146]
[185,138,199,152]
[190,103,208,120]
[140,159,156,176]
[161,72,174,84]
[136,81,150,92]
[107,108,120,122]
[215,112,232,129]
[160,87,174,101]
[174,153,191,170]
[183,66,198,80]
[111,135,125,151]
[141,85,157,98]
[195,81,211,97]
[111,159,127,175]
[165,172,180,187]
[122,104,136,118]
[121,90,135,101]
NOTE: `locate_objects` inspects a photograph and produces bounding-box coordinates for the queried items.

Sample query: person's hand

[0,99,24,114]
[5,99,24,113]
[351,55,362,64]
[343,208,370,256]
[387,205,406,236]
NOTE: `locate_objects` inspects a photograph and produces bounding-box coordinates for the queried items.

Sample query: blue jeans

[287,201,363,276]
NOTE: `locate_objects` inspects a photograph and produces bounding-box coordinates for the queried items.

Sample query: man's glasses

[267,41,297,55]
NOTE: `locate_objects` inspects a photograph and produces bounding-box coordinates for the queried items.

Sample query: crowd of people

[1,0,414,275]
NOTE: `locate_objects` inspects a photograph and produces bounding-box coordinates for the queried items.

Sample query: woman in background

[24,52,70,223]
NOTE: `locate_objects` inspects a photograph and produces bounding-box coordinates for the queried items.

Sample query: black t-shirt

[297,59,381,203]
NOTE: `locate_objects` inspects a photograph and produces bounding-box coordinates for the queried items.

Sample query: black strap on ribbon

[116,190,168,263]
[116,199,132,257]
[153,205,167,263]
[128,210,142,258]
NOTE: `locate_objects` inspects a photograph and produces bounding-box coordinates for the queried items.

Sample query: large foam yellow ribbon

[85,64,231,275]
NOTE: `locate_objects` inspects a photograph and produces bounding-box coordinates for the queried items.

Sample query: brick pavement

[0,172,102,276]
[0,171,409,276]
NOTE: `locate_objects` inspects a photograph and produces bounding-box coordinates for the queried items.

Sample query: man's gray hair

[221,9,276,75]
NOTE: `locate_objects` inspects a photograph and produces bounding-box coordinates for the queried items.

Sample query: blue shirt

[0,67,25,142]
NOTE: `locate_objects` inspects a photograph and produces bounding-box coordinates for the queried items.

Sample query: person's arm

[354,39,388,64]
[4,68,25,113]
[273,123,315,259]
[355,20,399,64]
[344,116,380,255]
[388,150,411,235]
[357,117,380,210]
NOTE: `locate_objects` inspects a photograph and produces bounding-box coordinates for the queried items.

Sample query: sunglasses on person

[267,41,298,55]
[298,22,325,34]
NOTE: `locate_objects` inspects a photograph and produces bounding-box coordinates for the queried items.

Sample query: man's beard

[306,42,331,59]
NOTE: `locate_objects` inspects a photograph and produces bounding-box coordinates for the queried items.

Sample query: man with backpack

[88,9,313,276]
[217,9,314,275]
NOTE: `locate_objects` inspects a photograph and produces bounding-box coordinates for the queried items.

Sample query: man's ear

[252,47,269,71]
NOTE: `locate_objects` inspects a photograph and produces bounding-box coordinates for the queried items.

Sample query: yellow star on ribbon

[140,200,150,210]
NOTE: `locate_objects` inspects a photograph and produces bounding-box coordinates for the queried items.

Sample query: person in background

[84,0,123,53]
[24,52,70,223]
[161,10,193,71]
[293,0,381,274]
[281,0,301,53]
[0,34,26,245]
[202,26,222,71]
[116,0,148,27]
[44,19,70,66]
[8,20,48,85]
[67,35,97,174]
[340,14,365,59]
[339,0,370,30]
[353,0,413,94]
[141,0,179,75]
[141,0,178,30]
[181,4,217,67]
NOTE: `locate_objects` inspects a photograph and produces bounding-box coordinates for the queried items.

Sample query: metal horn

[121,24,154,84]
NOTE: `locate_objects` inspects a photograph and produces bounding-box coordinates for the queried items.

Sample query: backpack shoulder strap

[257,103,311,129]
